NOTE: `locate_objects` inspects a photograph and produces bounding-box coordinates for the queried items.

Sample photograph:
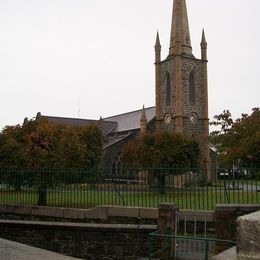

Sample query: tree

[210,108,260,168]
[121,131,200,192]
[0,118,103,204]
[122,131,200,168]
[0,118,103,170]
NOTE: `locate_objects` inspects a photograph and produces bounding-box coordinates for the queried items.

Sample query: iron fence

[0,168,259,210]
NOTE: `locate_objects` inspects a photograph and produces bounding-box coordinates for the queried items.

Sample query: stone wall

[237,210,260,259]
[0,204,158,224]
[215,204,260,254]
[212,209,260,260]
[0,204,213,225]
[215,204,260,242]
[0,219,156,259]
[0,204,214,259]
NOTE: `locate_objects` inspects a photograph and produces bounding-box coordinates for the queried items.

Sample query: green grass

[0,188,259,210]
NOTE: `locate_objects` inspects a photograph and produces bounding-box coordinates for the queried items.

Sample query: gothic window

[112,153,123,175]
[189,71,196,105]
[166,73,171,106]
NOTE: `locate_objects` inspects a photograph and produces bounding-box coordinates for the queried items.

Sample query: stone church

[36,0,212,174]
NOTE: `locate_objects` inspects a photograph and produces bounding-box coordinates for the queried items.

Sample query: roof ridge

[42,115,118,125]
[42,115,98,122]
[103,106,155,120]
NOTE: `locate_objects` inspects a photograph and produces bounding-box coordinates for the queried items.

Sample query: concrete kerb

[31,206,63,218]
[215,204,260,212]
[211,246,237,260]
[139,207,158,219]
[0,204,160,220]
[62,208,85,219]
[0,237,81,260]
[0,204,15,214]
[13,205,32,215]
[84,205,108,219]
[107,206,140,218]
[1,204,214,222]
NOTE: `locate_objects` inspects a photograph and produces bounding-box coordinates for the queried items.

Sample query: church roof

[39,106,155,137]
[103,134,131,150]
[103,106,155,133]
[41,115,117,136]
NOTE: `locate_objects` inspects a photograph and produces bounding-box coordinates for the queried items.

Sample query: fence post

[38,171,47,206]
[158,203,179,258]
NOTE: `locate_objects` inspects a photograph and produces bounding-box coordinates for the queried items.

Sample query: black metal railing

[0,167,259,210]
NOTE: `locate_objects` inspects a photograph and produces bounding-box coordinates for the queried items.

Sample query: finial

[140,105,147,123]
[23,117,28,125]
[201,29,207,45]
[155,31,161,47]
[201,29,207,60]
[140,105,147,136]
[36,112,41,120]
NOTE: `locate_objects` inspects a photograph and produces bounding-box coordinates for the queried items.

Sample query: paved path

[0,238,81,260]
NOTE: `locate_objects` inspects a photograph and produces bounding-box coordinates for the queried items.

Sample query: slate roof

[40,106,156,137]
[103,134,131,150]
[41,115,117,136]
[103,106,155,133]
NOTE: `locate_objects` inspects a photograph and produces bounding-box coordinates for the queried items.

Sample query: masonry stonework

[155,0,211,176]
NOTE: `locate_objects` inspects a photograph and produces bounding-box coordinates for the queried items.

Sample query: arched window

[189,71,196,105]
[166,73,171,106]
[112,153,123,176]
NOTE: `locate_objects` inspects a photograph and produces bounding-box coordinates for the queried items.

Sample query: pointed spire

[155,31,161,47]
[155,31,161,63]
[140,105,147,136]
[169,0,192,55]
[201,29,207,45]
[201,29,207,60]
[140,105,147,124]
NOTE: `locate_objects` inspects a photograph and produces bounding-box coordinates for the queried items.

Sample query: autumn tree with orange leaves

[210,108,260,168]
[0,118,103,170]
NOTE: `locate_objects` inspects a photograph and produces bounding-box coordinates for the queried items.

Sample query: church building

[36,0,211,174]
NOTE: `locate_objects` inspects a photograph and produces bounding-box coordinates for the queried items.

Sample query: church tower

[155,0,210,175]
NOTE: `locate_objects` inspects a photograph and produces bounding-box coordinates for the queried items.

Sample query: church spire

[169,0,192,56]
[155,31,161,47]
[155,31,161,63]
[201,29,207,60]
[140,105,147,136]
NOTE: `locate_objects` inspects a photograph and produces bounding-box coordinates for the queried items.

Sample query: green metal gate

[149,231,236,260]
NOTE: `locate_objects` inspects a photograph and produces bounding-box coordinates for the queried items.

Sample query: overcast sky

[0,0,259,130]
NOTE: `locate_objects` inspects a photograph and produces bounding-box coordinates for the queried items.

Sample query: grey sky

[0,0,259,130]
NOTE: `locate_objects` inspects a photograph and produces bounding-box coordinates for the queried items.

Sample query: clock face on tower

[164,113,172,124]
[189,113,198,124]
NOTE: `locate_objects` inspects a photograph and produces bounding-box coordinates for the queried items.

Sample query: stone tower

[155,0,210,175]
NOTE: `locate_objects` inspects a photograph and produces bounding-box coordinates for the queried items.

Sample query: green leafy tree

[121,131,200,192]
[210,108,260,168]
[122,131,200,168]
